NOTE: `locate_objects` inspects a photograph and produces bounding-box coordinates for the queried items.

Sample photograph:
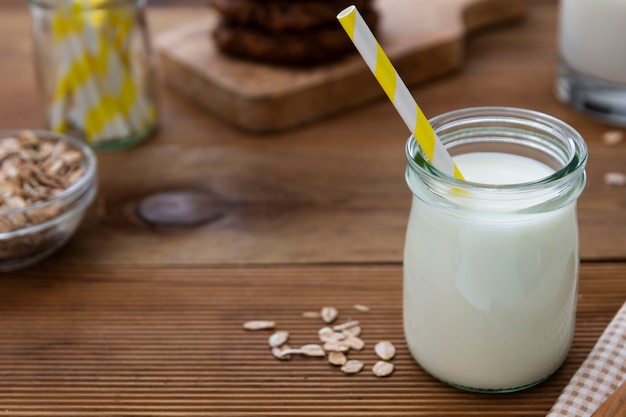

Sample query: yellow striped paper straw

[337,6,464,180]
[48,0,156,144]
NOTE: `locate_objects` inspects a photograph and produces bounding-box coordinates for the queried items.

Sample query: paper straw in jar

[81,11,149,136]
[51,6,114,142]
[337,5,464,180]
[91,6,157,134]
[48,0,156,144]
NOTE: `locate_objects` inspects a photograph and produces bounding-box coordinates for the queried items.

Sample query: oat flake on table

[333,320,359,331]
[372,361,394,377]
[341,359,364,374]
[328,351,347,366]
[320,306,338,324]
[602,130,624,146]
[374,341,396,361]
[243,320,276,330]
[604,172,626,186]
[268,330,289,348]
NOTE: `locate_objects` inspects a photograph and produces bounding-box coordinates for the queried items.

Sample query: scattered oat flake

[299,344,326,357]
[328,351,347,366]
[318,327,334,337]
[342,326,362,337]
[333,320,359,331]
[341,359,364,374]
[604,172,626,186]
[243,320,276,330]
[269,331,289,348]
[272,345,293,361]
[372,361,394,377]
[375,341,396,361]
[323,340,349,353]
[344,336,365,351]
[321,306,338,324]
[278,348,304,356]
[319,329,345,343]
[602,130,624,146]
[246,305,397,379]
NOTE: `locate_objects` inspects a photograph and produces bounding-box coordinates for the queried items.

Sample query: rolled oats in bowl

[0,130,97,271]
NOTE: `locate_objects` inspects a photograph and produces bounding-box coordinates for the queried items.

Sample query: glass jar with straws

[27,0,158,150]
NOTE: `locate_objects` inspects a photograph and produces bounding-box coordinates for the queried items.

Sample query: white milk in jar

[403,107,587,392]
[556,0,626,125]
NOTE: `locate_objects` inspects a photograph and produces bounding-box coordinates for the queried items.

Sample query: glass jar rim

[406,106,588,192]
[26,0,141,9]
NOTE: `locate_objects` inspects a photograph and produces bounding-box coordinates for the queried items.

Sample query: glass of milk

[403,107,587,393]
[556,0,626,126]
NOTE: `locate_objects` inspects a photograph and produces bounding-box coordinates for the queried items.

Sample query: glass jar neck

[405,107,588,214]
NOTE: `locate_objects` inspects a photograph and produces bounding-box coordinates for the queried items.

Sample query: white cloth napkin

[547,300,626,416]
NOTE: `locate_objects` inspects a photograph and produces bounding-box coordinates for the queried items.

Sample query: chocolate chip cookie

[210,1,379,66]
[210,0,374,32]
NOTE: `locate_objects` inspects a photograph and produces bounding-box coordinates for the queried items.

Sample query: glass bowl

[0,130,97,271]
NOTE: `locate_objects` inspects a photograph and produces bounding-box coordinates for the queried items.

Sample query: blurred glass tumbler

[28,0,158,150]
[403,108,587,393]
[556,0,626,126]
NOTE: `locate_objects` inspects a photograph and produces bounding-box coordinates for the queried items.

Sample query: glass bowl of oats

[0,130,97,271]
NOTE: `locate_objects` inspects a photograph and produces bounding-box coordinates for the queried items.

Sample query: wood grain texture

[591,382,626,417]
[156,0,527,132]
[1,1,625,268]
[2,4,623,417]
[0,263,624,416]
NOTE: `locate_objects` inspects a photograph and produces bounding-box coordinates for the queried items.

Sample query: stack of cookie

[210,0,380,66]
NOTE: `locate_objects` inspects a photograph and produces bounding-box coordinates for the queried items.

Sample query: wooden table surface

[1,0,625,415]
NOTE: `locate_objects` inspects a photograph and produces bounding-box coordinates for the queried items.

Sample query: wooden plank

[0,263,623,416]
[155,0,527,132]
[591,382,626,417]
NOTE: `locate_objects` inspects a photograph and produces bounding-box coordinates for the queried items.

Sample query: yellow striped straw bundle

[337,6,463,180]
[40,0,156,146]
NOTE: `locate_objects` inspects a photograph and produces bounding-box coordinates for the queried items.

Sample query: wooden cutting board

[155,0,526,132]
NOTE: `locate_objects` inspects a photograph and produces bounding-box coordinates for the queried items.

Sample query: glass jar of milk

[403,107,587,393]
[556,0,626,126]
